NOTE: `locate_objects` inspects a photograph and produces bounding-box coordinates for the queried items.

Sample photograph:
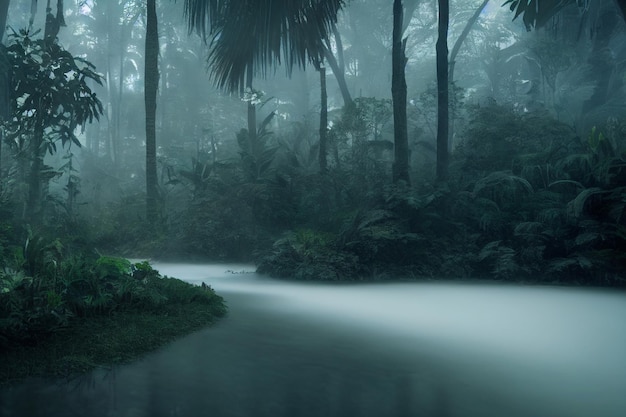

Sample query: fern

[567,187,606,218]
[574,232,601,248]
[548,179,585,191]
[478,240,503,262]
[474,171,533,195]
[548,255,593,273]
[493,249,519,279]
[514,221,549,243]
[472,171,534,210]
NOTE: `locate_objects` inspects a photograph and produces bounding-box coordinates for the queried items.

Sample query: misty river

[1,263,625,417]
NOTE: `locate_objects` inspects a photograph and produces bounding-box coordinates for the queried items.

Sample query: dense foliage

[0,242,226,349]
[257,105,626,286]
[0,1,624,346]
[0,0,623,386]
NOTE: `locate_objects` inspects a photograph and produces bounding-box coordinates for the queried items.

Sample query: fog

[1,1,625,415]
[2,263,625,417]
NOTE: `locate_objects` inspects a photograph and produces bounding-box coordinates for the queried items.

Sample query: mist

[1,1,625,416]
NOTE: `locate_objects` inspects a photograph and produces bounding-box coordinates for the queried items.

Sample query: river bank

[0,261,226,386]
[2,263,625,417]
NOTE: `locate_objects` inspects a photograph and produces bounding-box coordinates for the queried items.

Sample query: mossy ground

[0,302,224,386]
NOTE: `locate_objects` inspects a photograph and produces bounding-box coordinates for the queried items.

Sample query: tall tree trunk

[322,23,353,107]
[25,0,65,221]
[106,57,117,162]
[106,0,120,164]
[246,64,257,168]
[582,7,620,117]
[0,0,10,182]
[448,0,489,148]
[392,0,410,184]
[616,0,626,21]
[0,0,9,40]
[319,64,328,173]
[145,0,159,224]
[322,45,353,107]
[29,0,38,30]
[26,122,44,222]
[44,0,64,43]
[436,0,449,182]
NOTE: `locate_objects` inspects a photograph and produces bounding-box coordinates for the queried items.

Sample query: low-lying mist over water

[3,263,624,417]
[1,1,625,416]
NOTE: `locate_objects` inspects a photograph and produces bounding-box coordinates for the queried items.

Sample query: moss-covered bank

[1,254,226,386]
[0,302,224,386]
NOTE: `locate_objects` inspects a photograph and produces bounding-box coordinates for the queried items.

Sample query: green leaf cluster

[2,28,104,152]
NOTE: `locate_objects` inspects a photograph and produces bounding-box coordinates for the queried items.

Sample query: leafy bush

[257,229,360,280]
[0,239,226,348]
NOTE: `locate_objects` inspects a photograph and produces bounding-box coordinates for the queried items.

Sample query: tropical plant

[2,28,103,223]
[183,0,345,91]
[503,0,626,29]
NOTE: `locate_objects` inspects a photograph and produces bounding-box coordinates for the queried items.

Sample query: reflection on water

[1,263,625,417]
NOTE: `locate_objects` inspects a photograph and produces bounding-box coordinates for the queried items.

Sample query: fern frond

[548,254,593,273]
[473,171,534,196]
[567,187,607,218]
[548,179,584,191]
[478,240,503,261]
[537,207,564,226]
[573,232,601,248]
[514,221,544,237]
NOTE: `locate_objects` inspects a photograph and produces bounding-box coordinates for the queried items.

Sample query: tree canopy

[183,0,345,91]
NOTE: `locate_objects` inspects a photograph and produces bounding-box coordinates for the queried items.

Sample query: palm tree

[183,0,344,91]
[183,0,344,173]
[504,0,626,28]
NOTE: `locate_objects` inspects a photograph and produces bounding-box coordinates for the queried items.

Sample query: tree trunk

[26,123,45,223]
[0,0,9,40]
[29,0,37,29]
[322,24,353,107]
[323,45,353,107]
[44,0,64,43]
[145,0,159,225]
[319,64,328,173]
[616,0,626,21]
[448,0,489,148]
[246,64,258,167]
[0,0,10,182]
[392,0,410,184]
[436,0,449,182]
[582,7,620,117]
[106,56,117,163]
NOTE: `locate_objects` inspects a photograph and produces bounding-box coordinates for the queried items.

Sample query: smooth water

[1,263,625,417]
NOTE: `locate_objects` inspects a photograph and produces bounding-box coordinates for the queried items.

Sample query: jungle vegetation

[1,0,625,377]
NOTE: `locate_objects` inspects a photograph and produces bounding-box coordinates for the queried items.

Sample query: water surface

[1,263,625,417]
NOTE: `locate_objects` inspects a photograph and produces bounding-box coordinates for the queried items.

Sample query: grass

[0,287,227,386]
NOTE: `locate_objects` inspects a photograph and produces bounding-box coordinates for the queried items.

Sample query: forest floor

[0,302,224,387]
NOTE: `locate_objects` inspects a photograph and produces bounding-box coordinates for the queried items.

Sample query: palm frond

[503,0,587,30]
[186,0,345,92]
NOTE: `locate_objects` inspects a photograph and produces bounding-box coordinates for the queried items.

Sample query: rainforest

[0,1,625,416]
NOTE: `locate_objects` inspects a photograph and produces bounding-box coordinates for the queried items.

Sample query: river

[1,263,625,417]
